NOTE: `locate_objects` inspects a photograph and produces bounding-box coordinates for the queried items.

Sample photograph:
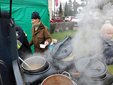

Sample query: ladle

[18,57,32,69]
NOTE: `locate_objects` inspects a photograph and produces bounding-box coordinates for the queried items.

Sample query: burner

[22,62,57,85]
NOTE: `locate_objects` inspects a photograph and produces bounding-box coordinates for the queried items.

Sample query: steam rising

[72,0,113,59]
[30,0,113,85]
[71,0,113,84]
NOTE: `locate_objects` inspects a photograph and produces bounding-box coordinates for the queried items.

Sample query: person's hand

[44,41,49,47]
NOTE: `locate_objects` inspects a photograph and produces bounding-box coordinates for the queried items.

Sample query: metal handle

[18,57,32,69]
[62,71,71,78]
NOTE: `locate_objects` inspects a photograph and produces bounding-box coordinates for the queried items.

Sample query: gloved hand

[17,40,22,49]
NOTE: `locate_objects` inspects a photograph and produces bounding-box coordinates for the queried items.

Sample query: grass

[51,30,113,75]
[108,65,113,75]
[51,30,76,41]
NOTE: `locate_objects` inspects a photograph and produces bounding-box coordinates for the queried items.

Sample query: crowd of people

[1,10,113,65]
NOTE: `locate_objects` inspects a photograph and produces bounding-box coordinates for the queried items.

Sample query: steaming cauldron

[41,72,77,85]
[21,56,49,74]
[75,57,113,85]
[75,57,107,79]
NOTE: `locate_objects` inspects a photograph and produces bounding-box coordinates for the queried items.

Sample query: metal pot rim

[21,62,50,74]
[21,56,47,72]
[75,57,107,78]
[41,74,77,85]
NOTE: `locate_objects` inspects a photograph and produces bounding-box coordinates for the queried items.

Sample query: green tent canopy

[1,0,50,41]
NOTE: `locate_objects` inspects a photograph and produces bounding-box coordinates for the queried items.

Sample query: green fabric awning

[1,0,50,41]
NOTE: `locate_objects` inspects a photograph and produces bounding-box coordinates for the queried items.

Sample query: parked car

[65,16,80,27]
[50,17,64,23]
[65,16,72,22]
[65,16,80,22]
[71,17,80,22]
[50,19,64,23]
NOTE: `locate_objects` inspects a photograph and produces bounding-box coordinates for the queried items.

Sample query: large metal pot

[41,72,77,85]
[75,57,107,80]
[21,56,48,74]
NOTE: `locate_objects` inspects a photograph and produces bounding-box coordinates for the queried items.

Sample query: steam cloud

[72,0,113,60]
[71,0,113,84]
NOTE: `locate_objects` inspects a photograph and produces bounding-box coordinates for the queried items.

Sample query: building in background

[48,0,60,20]
[48,0,53,20]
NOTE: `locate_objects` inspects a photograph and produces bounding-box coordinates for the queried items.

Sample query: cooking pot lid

[55,45,72,60]
[52,36,72,60]
[75,57,107,77]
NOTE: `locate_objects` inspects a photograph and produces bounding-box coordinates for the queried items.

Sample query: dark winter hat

[31,12,41,19]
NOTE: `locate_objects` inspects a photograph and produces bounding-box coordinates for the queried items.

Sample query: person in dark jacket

[29,11,52,53]
[15,24,32,59]
[101,20,113,65]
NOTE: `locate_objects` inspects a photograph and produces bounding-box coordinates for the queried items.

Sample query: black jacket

[15,25,32,59]
[103,39,113,65]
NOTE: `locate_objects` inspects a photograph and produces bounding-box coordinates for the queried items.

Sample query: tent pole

[10,0,12,18]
